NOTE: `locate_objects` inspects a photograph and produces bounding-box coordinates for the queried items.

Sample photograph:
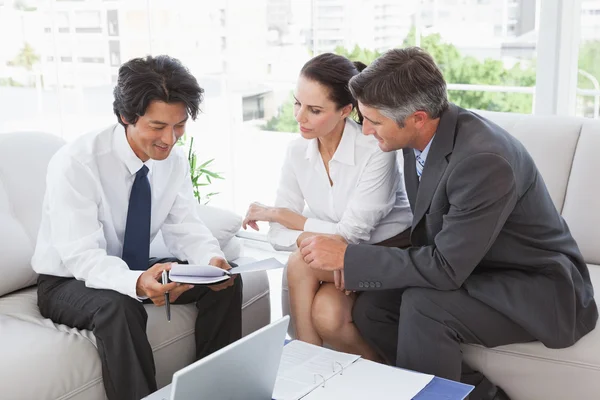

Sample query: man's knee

[96,292,148,327]
[400,287,450,322]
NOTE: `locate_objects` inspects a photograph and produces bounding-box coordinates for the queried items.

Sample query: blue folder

[413,376,473,400]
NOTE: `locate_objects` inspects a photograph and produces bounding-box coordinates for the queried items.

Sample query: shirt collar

[413,133,435,163]
[113,124,154,176]
[304,118,357,166]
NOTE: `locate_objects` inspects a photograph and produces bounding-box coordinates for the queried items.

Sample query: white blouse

[268,119,413,251]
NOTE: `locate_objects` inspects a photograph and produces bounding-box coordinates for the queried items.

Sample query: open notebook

[273,341,434,400]
[168,257,284,284]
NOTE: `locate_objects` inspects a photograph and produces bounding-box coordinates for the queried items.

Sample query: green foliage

[179,135,223,204]
[263,93,300,133]
[265,29,537,132]
[402,26,536,113]
[578,40,600,90]
[9,42,40,71]
[0,78,24,87]
[265,28,600,130]
[13,0,37,11]
[333,44,381,66]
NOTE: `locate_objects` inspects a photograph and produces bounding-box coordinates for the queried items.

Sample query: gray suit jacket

[344,104,597,348]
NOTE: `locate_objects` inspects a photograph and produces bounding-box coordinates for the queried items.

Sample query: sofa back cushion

[0,132,66,296]
[475,111,581,213]
[561,123,600,265]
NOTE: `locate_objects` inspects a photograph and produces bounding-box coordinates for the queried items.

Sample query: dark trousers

[352,287,535,400]
[37,258,243,400]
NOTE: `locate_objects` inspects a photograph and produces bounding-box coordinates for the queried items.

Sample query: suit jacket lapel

[411,104,459,230]
[403,148,419,213]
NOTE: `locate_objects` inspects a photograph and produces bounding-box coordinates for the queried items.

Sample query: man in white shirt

[32,55,242,400]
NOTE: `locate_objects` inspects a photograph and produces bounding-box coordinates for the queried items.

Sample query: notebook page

[272,341,360,400]
[303,359,434,400]
[228,257,284,274]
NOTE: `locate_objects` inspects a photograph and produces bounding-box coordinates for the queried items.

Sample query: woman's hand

[242,202,275,231]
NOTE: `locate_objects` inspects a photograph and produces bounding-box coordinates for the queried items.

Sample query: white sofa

[0,132,271,400]
[281,111,600,400]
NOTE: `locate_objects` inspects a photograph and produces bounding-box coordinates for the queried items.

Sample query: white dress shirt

[31,124,224,299]
[268,119,413,251]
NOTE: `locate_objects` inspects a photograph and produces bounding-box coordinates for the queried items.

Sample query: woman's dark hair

[300,53,366,124]
[113,55,204,127]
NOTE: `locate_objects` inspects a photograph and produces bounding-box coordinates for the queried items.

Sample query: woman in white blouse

[242,53,412,360]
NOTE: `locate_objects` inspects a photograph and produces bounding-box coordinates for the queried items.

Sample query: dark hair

[113,55,204,127]
[300,53,366,124]
[349,47,448,127]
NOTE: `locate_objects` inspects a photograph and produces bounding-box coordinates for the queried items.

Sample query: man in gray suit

[299,47,598,400]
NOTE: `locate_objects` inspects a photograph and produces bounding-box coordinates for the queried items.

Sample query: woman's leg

[312,283,383,362]
[287,250,334,345]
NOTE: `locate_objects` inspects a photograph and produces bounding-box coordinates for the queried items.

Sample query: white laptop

[144,316,290,400]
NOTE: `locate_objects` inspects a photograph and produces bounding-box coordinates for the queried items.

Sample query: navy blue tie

[122,165,151,271]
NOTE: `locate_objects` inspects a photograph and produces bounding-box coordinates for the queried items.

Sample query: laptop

[144,316,290,400]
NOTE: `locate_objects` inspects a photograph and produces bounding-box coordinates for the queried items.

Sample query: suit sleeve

[343,153,518,291]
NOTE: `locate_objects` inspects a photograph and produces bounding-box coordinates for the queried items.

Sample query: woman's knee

[311,287,352,338]
[286,250,309,285]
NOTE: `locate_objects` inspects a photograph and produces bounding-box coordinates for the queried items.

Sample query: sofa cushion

[149,206,243,261]
[474,111,581,214]
[196,204,242,246]
[561,124,600,265]
[462,263,600,400]
[0,314,105,400]
[0,132,66,296]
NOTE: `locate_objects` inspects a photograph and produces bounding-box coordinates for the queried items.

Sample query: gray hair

[348,47,448,127]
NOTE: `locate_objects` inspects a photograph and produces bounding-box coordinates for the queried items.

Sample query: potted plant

[181,135,223,204]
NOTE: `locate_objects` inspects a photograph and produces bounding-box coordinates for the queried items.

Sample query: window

[412,0,538,114]
[74,10,102,33]
[0,0,595,220]
[107,10,119,36]
[109,40,121,66]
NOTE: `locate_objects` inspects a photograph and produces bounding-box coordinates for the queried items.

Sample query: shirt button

[358,282,364,288]
[376,282,381,288]
[369,282,375,288]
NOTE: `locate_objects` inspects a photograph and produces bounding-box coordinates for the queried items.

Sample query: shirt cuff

[191,250,226,266]
[304,218,338,235]
[268,228,303,251]
[126,270,145,300]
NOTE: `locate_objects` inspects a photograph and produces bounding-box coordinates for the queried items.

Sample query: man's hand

[333,270,349,293]
[136,262,194,305]
[242,202,274,231]
[299,235,348,272]
[208,257,236,292]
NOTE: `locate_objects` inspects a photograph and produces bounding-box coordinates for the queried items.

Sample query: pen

[161,270,171,322]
